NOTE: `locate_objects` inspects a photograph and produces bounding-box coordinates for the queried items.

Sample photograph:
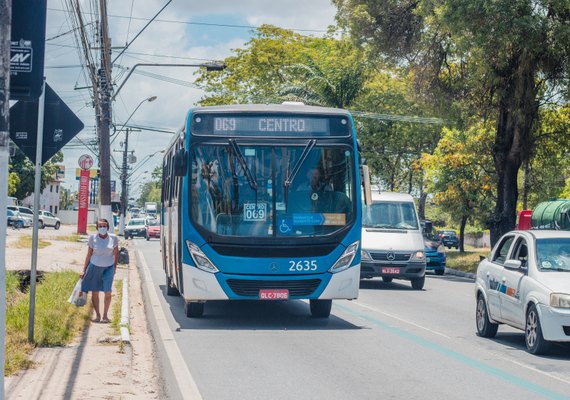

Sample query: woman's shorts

[81,262,115,292]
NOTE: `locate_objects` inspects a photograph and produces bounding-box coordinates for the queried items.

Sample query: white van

[360,192,426,290]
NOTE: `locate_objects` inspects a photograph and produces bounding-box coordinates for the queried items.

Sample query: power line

[47,7,328,33]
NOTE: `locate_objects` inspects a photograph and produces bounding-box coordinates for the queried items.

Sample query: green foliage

[8,171,20,196]
[5,271,91,375]
[9,149,64,199]
[422,124,495,227]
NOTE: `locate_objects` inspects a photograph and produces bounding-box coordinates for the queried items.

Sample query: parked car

[475,230,570,355]
[145,219,160,240]
[38,210,61,229]
[124,218,147,239]
[6,209,27,229]
[7,205,34,226]
[438,229,459,249]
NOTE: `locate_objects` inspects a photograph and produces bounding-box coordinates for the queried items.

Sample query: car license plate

[381,267,400,274]
[259,289,289,300]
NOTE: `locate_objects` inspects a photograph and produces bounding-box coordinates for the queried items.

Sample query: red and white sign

[259,289,289,300]
[78,154,93,170]
[77,169,90,234]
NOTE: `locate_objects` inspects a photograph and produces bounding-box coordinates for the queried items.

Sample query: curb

[444,267,476,280]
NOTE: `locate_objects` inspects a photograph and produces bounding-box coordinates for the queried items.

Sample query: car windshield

[362,201,419,230]
[536,238,570,272]
[128,219,145,226]
[147,220,160,226]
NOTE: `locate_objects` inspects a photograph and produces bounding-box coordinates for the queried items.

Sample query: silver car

[38,210,61,229]
[475,230,570,355]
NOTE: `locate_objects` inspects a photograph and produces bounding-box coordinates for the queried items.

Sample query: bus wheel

[165,275,179,296]
[185,301,204,318]
[310,299,331,318]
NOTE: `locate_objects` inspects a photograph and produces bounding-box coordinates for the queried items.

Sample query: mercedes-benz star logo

[386,252,396,261]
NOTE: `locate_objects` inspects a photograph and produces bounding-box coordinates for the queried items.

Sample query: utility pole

[0,0,11,395]
[97,0,113,228]
[118,128,130,235]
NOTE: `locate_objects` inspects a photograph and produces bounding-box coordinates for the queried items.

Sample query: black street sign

[9,83,85,164]
[10,0,47,100]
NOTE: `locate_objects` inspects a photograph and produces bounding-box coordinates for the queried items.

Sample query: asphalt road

[135,239,570,400]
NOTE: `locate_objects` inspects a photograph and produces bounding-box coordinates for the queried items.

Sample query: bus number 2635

[289,260,317,271]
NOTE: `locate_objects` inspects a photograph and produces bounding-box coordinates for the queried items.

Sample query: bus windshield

[190,144,355,238]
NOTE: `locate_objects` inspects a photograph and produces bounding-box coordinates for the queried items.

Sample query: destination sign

[191,113,351,137]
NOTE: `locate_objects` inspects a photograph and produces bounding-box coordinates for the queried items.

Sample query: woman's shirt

[88,234,118,267]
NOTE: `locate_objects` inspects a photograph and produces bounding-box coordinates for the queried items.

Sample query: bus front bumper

[182,263,360,301]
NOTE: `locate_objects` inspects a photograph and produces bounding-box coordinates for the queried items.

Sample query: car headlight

[550,293,570,308]
[186,241,219,273]
[410,250,425,261]
[329,241,360,273]
[437,244,446,253]
[361,249,372,261]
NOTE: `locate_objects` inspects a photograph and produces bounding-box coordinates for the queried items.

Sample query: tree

[334,0,570,245]
[422,124,495,251]
[8,169,19,196]
[9,149,63,199]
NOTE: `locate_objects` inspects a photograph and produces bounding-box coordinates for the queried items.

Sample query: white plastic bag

[68,278,86,306]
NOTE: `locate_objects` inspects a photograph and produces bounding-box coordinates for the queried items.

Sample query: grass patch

[446,247,490,273]
[5,270,91,375]
[12,235,51,249]
[111,279,123,335]
[54,234,81,242]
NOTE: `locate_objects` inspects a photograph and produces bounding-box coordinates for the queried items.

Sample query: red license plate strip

[381,267,400,274]
[259,289,289,300]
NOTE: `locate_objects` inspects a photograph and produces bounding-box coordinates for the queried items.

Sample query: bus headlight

[410,250,425,261]
[186,241,219,273]
[361,249,372,261]
[550,293,570,308]
[329,241,360,274]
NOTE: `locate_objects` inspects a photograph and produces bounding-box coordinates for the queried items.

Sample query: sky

[42,0,338,198]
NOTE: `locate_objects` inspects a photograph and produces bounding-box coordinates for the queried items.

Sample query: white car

[475,230,570,354]
[38,210,61,229]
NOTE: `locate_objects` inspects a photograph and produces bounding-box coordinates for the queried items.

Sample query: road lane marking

[335,302,570,400]
[353,300,451,339]
[137,250,203,400]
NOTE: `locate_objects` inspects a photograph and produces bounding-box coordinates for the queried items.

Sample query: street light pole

[117,96,157,235]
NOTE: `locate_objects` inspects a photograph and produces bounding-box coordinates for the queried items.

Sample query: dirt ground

[4,224,163,399]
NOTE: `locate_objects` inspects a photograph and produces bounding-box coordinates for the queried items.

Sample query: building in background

[22,164,65,215]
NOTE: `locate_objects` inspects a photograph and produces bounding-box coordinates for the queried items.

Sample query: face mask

[98,227,108,235]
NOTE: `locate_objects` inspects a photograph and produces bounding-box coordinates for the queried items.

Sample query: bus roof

[191,103,352,116]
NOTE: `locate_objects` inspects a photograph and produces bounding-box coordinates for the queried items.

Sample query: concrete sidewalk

[4,228,162,399]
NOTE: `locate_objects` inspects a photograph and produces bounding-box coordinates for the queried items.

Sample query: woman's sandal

[92,317,100,323]
[100,318,110,323]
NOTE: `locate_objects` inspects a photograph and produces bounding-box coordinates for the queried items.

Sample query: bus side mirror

[361,165,372,205]
[174,149,187,176]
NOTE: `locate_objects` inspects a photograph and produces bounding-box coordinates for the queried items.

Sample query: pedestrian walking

[81,218,119,322]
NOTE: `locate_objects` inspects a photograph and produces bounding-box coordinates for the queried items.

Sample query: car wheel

[125,233,130,239]
[525,304,550,355]
[55,222,60,230]
[310,299,332,318]
[435,268,445,276]
[185,301,204,318]
[165,274,179,296]
[38,220,44,229]
[476,294,498,338]
[382,277,393,283]
[411,276,425,290]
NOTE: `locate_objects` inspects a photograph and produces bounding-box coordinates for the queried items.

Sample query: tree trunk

[459,214,468,253]
[418,180,427,221]
[489,53,538,247]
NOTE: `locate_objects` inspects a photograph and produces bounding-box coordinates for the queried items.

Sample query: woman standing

[81,218,119,322]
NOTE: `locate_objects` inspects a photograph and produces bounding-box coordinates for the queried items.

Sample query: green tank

[531,200,570,230]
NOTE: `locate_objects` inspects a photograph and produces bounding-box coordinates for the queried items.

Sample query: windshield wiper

[284,139,316,192]
[229,139,258,191]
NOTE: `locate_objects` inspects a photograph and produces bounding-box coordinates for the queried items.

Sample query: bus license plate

[259,289,289,300]
[381,267,400,274]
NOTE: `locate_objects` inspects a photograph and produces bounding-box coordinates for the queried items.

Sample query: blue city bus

[161,104,369,318]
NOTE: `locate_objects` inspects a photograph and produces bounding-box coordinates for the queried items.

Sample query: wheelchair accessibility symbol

[279,219,292,233]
